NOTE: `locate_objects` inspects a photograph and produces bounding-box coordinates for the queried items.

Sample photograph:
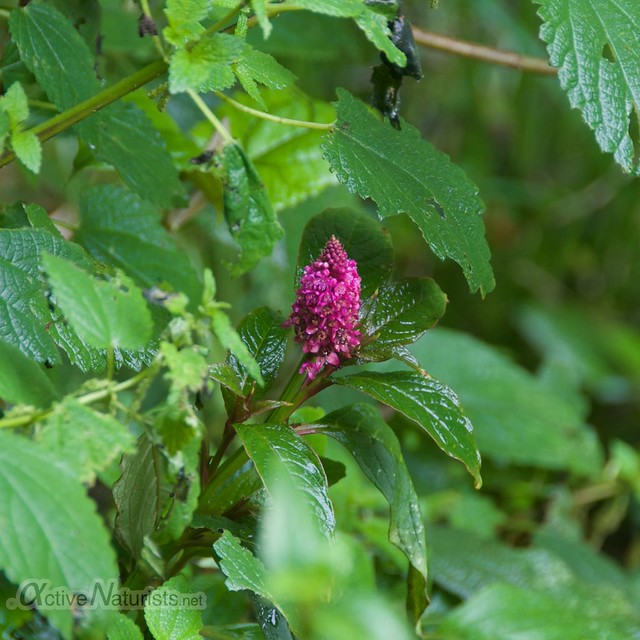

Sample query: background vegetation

[1,1,640,639]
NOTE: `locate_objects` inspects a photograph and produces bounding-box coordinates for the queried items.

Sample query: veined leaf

[43,254,152,351]
[535,0,640,175]
[144,575,203,640]
[0,341,58,408]
[10,3,183,206]
[222,90,337,212]
[235,423,336,538]
[229,307,288,397]
[106,614,144,640]
[113,435,162,559]
[75,185,202,305]
[220,143,283,275]
[0,226,90,363]
[169,33,244,93]
[214,530,272,600]
[322,89,494,296]
[233,45,296,109]
[334,370,482,487]
[360,277,447,348]
[297,207,394,299]
[11,129,41,173]
[315,403,429,622]
[0,431,118,638]
[38,399,136,484]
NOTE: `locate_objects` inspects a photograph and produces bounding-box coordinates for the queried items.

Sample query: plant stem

[0,367,154,429]
[215,91,334,130]
[187,89,234,144]
[200,0,247,40]
[0,59,168,171]
[412,27,556,75]
[139,0,166,59]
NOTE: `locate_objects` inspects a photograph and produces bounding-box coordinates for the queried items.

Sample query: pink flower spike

[286,236,361,379]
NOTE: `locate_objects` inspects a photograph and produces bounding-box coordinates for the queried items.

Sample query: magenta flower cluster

[286,236,361,379]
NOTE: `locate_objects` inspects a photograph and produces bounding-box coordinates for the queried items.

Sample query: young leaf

[334,371,482,487]
[113,435,162,559]
[222,90,337,212]
[43,254,152,351]
[322,89,495,296]
[10,3,183,206]
[228,307,288,397]
[214,530,272,600]
[0,341,58,408]
[220,143,283,275]
[144,575,203,640]
[164,0,209,45]
[360,277,447,348]
[209,309,265,386]
[535,0,640,175]
[106,614,144,640]
[10,128,42,173]
[0,82,29,125]
[315,403,429,622]
[38,399,136,484]
[297,207,394,299]
[75,185,202,305]
[233,45,296,108]
[0,227,90,363]
[169,33,244,93]
[0,431,118,638]
[235,423,336,538]
[251,0,271,38]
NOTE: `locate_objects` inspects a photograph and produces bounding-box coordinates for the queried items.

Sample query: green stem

[139,0,166,59]
[0,367,154,429]
[200,0,247,41]
[0,59,168,171]
[215,91,334,131]
[187,89,234,144]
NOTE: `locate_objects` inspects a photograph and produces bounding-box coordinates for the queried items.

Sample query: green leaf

[412,329,604,475]
[233,45,296,108]
[297,207,394,299]
[251,0,271,38]
[322,89,494,296]
[43,254,152,350]
[106,614,144,640]
[235,423,336,538]
[0,340,58,408]
[11,128,41,173]
[113,435,162,558]
[209,362,246,397]
[86,102,185,209]
[361,277,447,349]
[10,3,183,206]
[214,530,272,599]
[315,403,428,622]
[229,307,288,397]
[535,0,640,175]
[334,371,482,487]
[0,227,90,363]
[161,343,210,398]
[169,33,244,93]
[210,309,264,386]
[75,185,202,305]
[222,90,337,212]
[38,399,136,484]
[220,143,283,275]
[164,0,209,45]
[428,526,572,600]
[0,431,118,638]
[438,582,640,640]
[144,575,203,640]
[0,81,29,125]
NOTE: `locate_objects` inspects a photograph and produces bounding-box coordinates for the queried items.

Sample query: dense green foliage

[1,1,640,639]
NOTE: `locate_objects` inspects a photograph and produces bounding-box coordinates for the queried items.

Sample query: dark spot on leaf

[426,197,446,218]
[601,43,616,63]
